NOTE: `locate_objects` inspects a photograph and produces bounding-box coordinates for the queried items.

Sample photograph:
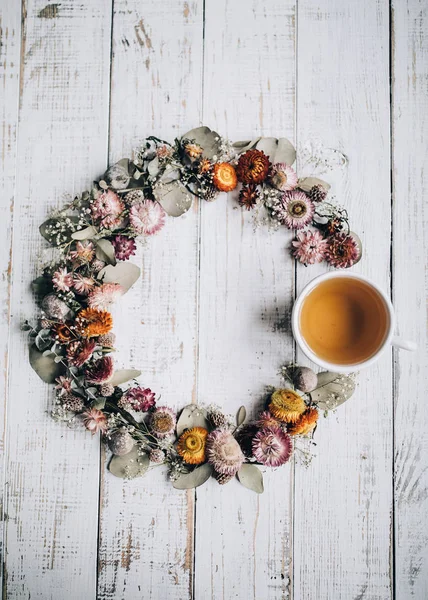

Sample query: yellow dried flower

[177,427,208,465]
[269,389,306,424]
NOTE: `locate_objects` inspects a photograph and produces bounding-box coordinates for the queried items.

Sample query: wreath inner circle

[25,126,360,493]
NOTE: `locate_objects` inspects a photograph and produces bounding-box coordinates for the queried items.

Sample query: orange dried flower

[177,426,208,465]
[184,142,203,159]
[199,158,212,174]
[212,163,238,192]
[76,308,113,338]
[269,389,306,424]
[52,322,75,343]
[236,149,271,184]
[288,408,319,436]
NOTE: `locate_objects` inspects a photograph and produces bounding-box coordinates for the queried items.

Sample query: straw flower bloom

[279,191,314,230]
[206,429,244,476]
[236,149,271,184]
[325,233,361,269]
[252,428,292,467]
[129,199,166,235]
[87,283,123,311]
[288,408,319,436]
[73,274,96,295]
[269,163,298,192]
[177,427,208,465]
[269,389,307,424]
[121,387,156,412]
[66,339,96,367]
[69,241,95,264]
[52,267,73,292]
[76,308,113,338]
[85,356,114,384]
[256,411,281,430]
[292,229,328,265]
[150,406,176,438]
[91,190,125,229]
[111,235,137,261]
[212,163,238,192]
[82,408,108,435]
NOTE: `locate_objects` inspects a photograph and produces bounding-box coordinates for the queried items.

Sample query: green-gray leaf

[311,371,356,410]
[71,225,98,240]
[29,344,65,383]
[172,463,213,490]
[108,447,149,479]
[256,137,296,165]
[108,369,141,386]
[232,138,261,154]
[176,405,209,437]
[297,177,331,193]
[236,406,246,427]
[98,262,141,293]
[237,464,264,494]
[181,126,221,159]
[31,276,53,298]
[159,164,180,184]
[152,181,193,217]
[95,239,117,265]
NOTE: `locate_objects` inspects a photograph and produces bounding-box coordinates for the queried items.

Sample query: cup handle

[392,337,418,352]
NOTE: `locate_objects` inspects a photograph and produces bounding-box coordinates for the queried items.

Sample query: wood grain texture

[392,1,428,598]
[97,2,203,598]
[293,1,393,599]
[0,1,21,592]
[3,0,112,597]
[195,1,296,598]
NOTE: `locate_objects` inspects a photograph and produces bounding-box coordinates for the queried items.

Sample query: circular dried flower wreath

[24,127,359,493]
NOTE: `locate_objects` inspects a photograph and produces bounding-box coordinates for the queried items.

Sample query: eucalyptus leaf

[148,156,160,178]
[29,344,65,383]
[34,329,52,351]
[92,397,106,410]
[350,232,363,265]
[236,406,246,427]
[98,262,141,293]
[181,126,220,159]
[256,137,296,165]
[237,464,264,494]
[310,371,356,410]
[95,239,117,266]
[71,225,98,240]
[159,164,180,184]
[176,405,209,437]
[172,463,213,490]
[298,177,331,193]
[108,447,149,479]
[153,181,193,217]
[108,369,141,386]
[232,138,261,154]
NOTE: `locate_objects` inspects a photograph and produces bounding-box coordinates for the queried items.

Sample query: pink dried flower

[123,387,156,412]
[269,163,298,192]
[69,241,95,264]
[292,229,328,265]
[67,339,97,367]
[85,356,114,384]
[150,406,176,438]
[52,267,73,292]
[73,273,95,294]
[112,235,137,261]
[206,429,244,476]
[91,190,125,230]
[156,144,172,159]
[55,376,73,395]
[87,283,123,311]
[278,191,314,229]
[129,200,166,236]
[256,411,281,430]
[252,427,292,467]
[82,408,108,435]
[91,259,106,273]
[325,233,361,269]
[149,448,165,463]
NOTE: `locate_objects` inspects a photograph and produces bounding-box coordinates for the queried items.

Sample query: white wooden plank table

[1,0,427,598]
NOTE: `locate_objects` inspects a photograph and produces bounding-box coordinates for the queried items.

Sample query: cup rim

[291,271,394,373]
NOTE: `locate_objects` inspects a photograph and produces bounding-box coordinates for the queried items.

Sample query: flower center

[290,201,307,217]
[185,435,202,452]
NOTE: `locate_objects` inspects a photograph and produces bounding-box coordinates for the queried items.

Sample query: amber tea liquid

[299,277,389,365]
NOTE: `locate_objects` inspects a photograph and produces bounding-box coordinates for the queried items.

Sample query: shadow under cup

[298,276,390,366]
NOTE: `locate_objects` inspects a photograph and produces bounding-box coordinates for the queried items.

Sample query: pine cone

[308,184,328,203]
[215,471,235,485]
[203,183,220,202]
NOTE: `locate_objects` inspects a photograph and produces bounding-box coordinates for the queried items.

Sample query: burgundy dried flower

[325,233,361,269]
[111,235,137,261]
[67,339,97,367]
[85,356,114,384]
[123,387,156,412]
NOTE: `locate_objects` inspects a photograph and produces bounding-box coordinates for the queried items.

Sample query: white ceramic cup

[291,271,417,373]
